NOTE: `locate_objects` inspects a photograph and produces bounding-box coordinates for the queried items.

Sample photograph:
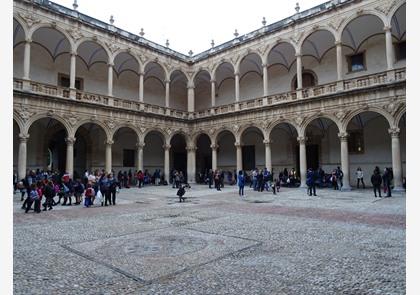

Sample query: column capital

[210,143,219,150]
[187,85,195,90]
[388,127,400,137]
[107,62,114,67]
[25,38,32,44]
[338,132,349,141]
[335,40,342,46]
[261,63,267,68]
[210,79,216,83]
[383,26,392,32]
[295,53,302,58]
[18,133,30,142]
[263,139,272,145]
[186,145,197,152]
[234,71,240,77]
[136,142,145,149]
[163,144,171,150]
[165,79,171,84]
[105,139,114,146]
[70,50,77,56]
[139,71,145,76]
[65,137,76,145]
[297,136,306,144]
[234,142,242,148]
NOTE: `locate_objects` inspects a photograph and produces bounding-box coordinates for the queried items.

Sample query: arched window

[292,71,317,90]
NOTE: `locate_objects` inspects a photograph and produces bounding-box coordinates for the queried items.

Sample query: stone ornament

[17,105,34,123]
[18,13,40,27]
[375,0,399,15]
[67,113,79,126]
[105,120,116,130]
[67,27,84,41]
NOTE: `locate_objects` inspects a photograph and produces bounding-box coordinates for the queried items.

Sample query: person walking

[356,167,365,189]
[42,181,54,211]
[84,183,94,207]
[238,170,245,198]
[25,183,40,213]
[371,166,382,198]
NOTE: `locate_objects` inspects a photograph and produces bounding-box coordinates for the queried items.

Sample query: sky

[53,0,327,55]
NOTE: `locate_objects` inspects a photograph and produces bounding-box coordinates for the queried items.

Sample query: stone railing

[13,68,405,120]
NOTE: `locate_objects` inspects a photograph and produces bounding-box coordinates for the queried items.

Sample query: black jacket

[371,173,382,186]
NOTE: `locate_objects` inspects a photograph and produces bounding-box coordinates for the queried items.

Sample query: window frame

[57,73,84,90]
[346,51,367,73]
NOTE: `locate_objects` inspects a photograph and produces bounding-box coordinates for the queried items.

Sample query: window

[347,52,365,72]
[58,73,83,90]
[348,130,364,154]
[395,41,406,61]
[292,72,316,90]
[123,149,135,167]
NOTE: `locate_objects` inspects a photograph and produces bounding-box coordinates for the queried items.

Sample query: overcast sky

[53,0,327,55]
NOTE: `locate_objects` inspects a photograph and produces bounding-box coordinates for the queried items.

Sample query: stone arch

[141,128,167,144]
[192,68,212,83]
[266,39,298,60]
[238,50,263,69]
[214,127,236,143]
[212,60,235,79]
[25,113,72,136]
[394,107,406,128]
[387,1,406,26]
[29,23,75,52]
[12,112,26,135]
[267,119,300,139]
[143,59,170,81]
[75,37,112,63]
[169,68,189,81]
[298,27,339,50]
[192,130,213,145]
[72,119,111,140]
[338,11,387,38]
[13,16,28,41]
[111,124,141,142]
[302,113,343,136]
[168,130,191,146]
[342,108,393,131]
[237,124,266,143]
[111,49,142,69]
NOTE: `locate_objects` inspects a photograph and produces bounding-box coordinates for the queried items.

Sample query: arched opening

[301,30,336,86]
[169,70,188,111]
[144,62,166,107]
[113,52,139,100]
[143,131,165,182]
[13,19,25,78]
[30,26,71,85]
[346,112,392,186]
[391,3,406,68]
[305,118,340,185]
[74,123,107,177]
[341,14,386,77]
[399,113,406,183]
[76,41,109,95]
[239,53,263,100]
[112,127,138,173]
[195,134,212,182]
[240,127,265,171]
[194,70,211,111]
[216,130,236,172]
[27,118,68,173]
[13,120,21,175]
[215,62,235,106]
[170,133,187,181]
[267,42,296,94]
[269,122,298,180]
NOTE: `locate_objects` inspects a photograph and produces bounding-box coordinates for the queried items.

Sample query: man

[42,181,54,211]
[208,169,213,189]
[371,167,382,198]
[336,166,343,190]
[306,168,317,196]
[382,168,392,197]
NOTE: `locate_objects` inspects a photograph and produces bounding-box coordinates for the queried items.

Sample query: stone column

[336,41,343,81]
[23,39,31,80]
[107,63,114,96]
[66,137,76,178]
[211,79,216,107]
[105,139,113,174]
[139,73,144,102]
[235,72,240,102]
[296,54,303,90]
[136,142,145,172]
[163,144,171,182]
[17,133,29,180]
[263,139,272,172]
[211,144,218,171]
[384,26,394,71]
[389,128,403,191]
[186,145,197,183]
[187,84,195,112]
[262,63,268,96]
[339,132,351,191]
[235,142,242,172]
[70,52,77,89]
[165,80,170,107]
[298,136,307,188]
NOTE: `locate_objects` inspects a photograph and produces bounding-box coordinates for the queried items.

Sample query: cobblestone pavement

[14,185,405,294]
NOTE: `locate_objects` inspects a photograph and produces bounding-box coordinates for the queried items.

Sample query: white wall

[240,72,263,100]
[113,71,139,100]
[170,81,188,111]
[267,64,296,94]
[144,77,165,107]
[195,82,211,111]
[216,78,235,106]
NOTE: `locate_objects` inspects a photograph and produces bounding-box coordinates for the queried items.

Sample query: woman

[356,167,365,189]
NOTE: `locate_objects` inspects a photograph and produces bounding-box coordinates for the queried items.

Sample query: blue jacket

[238,175,245,187]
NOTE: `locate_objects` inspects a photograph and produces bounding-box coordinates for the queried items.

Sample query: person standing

[306,168,317,196]
[109,173,117,205]
[208,169,213,189]
[383,168,392,197]
[42,181,54,211]
[336,166,343,190]
[84,183,94,207]
[371,166,382,198]
[356,167,365,189]
[25,183,40,213]
[238,170,245,198]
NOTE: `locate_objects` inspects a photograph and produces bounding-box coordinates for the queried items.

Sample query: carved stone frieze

[18,13,40,27]
[375,0,399,15]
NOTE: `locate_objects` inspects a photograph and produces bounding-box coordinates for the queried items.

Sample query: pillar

[389,128,403,191]
[186,145,197,183]
[165,80,170,107]
[107,63,114,96]
[23,39,31,80]
[211,79,216,107]
[262,63,268,96]
[235,142,242,172]
[296,54,303,90]
[336,41,343,81]
[70,52,76,89]
[139,73,144,102]
[17,133,29,180]
[384,26,394,71]
[66,137,75,178]
[339,132,351,191]
[235,72,240,102]
[163,144,171,182]
[263,139,272,172]
[136,142,144,172]
[211,143,218,171]
[105,139,113,174]
[298,136,307,188]
[187,84,195,112]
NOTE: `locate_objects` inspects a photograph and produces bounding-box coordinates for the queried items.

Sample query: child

[25,183,40,213]
[272,179,281,195]
[177,185,187,202]
[84,183,94,207]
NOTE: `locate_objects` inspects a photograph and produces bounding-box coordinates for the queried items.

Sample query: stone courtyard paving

[13,185,405,295]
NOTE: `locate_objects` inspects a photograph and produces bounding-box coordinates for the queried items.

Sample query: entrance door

[173,152,187,174]
[242,145,255,171]
[295,144,319,174]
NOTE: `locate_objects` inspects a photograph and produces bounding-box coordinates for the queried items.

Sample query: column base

[69,88,76,99]
[392,186,405,193]
[22,79,31,91]
[296,89,303,99]
[340,185,352,192]
[300,183,307,189]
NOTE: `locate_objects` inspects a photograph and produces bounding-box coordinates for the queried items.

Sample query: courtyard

[13,185,405,294]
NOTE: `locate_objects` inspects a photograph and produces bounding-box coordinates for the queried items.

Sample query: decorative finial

[234,29,239,38]
[188,50,193,56]
[109,15,114,25]
[165,39,169,47]
[211,39,214,48]
[72,0,78,10]
[262,17,267,26]
[295,2,300,13]
[139,28,145,37]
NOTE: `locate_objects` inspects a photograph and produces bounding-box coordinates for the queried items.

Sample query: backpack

[62,184,69,193]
